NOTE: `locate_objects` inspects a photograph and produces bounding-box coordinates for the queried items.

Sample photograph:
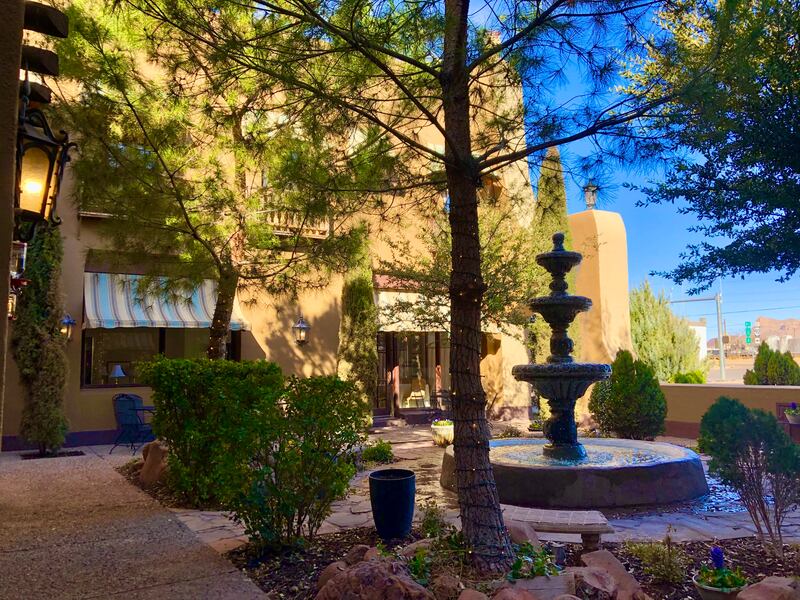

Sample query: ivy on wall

[11,224,69,455]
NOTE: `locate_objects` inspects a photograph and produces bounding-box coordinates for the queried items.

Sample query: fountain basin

[440,437,709,509]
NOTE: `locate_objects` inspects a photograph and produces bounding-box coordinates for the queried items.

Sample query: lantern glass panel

[18,145,53,216]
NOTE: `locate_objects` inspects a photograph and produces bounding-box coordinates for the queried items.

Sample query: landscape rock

[581,550,650,600]
[401,538,434,558]
[554,596,581,600]
[459,591,489,600]
[139,440,168,487]
[363,547,381,561]
[739,576,800,600]
[315,558,434,599]
[316,560,348,592]
[492,588,537,600]
[431,573,464,600]
[344,544,371,565]
[505,520,541,548]
[566,566,616,599]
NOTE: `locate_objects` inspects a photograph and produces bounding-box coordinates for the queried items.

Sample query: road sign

[745,321,751,327]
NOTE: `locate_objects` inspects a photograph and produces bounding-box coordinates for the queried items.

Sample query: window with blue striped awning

[83,273,250,330]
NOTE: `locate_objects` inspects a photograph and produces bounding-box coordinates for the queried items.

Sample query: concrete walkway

[0,446,265,600]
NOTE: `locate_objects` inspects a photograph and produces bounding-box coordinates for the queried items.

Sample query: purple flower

[710,546,725,570]
[792,403,798,410]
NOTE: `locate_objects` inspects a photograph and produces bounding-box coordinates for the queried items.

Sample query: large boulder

[401,538,434,558]
[139,440,168,487]
[316,561,348,592]
[739,577,800,600]
[581,550,650,600]
[344,544,372,565]
[315,558,435,599]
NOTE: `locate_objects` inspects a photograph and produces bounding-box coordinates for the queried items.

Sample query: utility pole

[671,292,726,382]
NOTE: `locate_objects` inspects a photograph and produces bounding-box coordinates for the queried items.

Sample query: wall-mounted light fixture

[292,314,310,346]
[60,313,76,341]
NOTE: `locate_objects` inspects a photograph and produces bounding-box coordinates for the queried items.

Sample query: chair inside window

[110,393,155,454]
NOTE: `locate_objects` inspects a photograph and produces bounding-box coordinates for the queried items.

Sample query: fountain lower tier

[440,438,710,508]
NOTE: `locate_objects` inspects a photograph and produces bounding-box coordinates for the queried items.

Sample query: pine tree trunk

[206,269,238,359]
[442,0,513,572]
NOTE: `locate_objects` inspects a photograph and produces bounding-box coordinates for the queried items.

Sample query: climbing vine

[11,224,69,455]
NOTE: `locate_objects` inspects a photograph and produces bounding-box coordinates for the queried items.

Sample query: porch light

[15,84,75,238]
[292,314,310,346]
[583,182,598,210]
[60,313,76,341]
[10,241,27,278]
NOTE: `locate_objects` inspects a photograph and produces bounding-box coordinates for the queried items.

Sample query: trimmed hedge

[139,357,284,506]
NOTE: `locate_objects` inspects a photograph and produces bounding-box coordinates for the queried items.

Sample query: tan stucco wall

[569,209,633,365]
[663,383,798,423]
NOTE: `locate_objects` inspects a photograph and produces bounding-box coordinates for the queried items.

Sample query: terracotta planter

[431,424,454,447]
[786,413,800,425]
[693,575,745,600]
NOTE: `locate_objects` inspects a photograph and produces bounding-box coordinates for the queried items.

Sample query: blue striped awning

[83,273,250,330]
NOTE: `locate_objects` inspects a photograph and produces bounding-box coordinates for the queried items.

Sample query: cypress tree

[11,225,69,455]
[630,281,703,381]
[528,147,575,364]
[337,239,378,405]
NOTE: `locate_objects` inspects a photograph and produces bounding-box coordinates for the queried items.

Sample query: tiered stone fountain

[441,233,709,508]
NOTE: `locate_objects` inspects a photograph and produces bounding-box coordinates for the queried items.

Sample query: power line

[678,304,800,319]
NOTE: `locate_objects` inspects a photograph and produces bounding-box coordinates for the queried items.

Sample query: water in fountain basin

[491,438,670,468]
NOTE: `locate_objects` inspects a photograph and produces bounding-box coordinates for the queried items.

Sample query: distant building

[688,319,708,361]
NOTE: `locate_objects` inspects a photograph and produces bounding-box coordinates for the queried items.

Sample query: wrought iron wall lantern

[14,81,76,240]
[292,314,310,346]
[60,314,76,341]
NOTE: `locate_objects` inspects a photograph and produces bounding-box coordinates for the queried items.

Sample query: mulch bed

[228,527,423,599]
[20,450,85,460]
[116,458,213,509]
[232,528,800,600]
[565,538,800,599]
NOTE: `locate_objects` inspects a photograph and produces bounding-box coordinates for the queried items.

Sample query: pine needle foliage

[11,225,69,455]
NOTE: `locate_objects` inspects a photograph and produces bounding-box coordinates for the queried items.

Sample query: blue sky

[560,169,800,336]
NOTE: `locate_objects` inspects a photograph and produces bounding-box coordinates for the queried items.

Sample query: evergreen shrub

[699,397,800,556]
[232,375,369,546]
[672,370,706,384]
[362,438,394,463]
[139,357,284,506]
[744,343,800,385]
[588,350,667,439]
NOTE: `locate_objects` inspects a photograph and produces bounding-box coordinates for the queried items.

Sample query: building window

[81,327,241,387]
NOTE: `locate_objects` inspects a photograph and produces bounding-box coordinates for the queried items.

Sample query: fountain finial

[552,232,565,252]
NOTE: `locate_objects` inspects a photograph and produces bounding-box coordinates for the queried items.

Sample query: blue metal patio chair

[110,393,155,454]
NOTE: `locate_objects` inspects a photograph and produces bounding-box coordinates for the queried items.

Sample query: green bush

[744,342,800,385]
[139,357,284,506]
[232,375,369,546]
[623,533,689,585]
[362,439,394,463]
[672,370,706,384]
[699,397,800,556]
[589,350,667,440]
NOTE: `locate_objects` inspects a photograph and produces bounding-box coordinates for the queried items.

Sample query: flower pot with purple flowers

[785,403,800,425]
[693,547,747,600]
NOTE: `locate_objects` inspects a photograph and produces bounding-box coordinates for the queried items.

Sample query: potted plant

[786,403,800,425]
[693,547,747,600]
[431,419,454,447]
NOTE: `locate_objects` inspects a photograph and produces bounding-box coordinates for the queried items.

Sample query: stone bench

[502,505,614,551]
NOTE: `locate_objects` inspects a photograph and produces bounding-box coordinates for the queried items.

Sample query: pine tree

[11,225,69,455]
[630,282,704,381]
[337,237,379,405]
